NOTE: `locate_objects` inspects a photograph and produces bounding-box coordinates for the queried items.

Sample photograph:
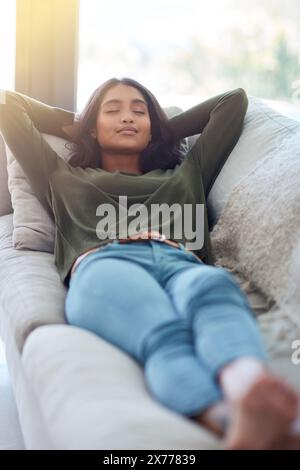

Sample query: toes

[267,381,298,422]
[273,380,299,408]
[223,374,299,450]
[281,381,299,406]
[245,376,298,422]
[270,432,300,450]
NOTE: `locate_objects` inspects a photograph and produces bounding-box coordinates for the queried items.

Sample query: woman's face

[90,84,152,154]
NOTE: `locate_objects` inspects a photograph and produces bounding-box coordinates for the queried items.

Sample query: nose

[120,110,135,122]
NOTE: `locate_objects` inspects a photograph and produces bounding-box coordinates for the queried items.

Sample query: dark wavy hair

[66,77,185,173]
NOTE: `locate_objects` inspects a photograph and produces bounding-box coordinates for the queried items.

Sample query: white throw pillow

[207,95,300,229]
[5,107,188,252]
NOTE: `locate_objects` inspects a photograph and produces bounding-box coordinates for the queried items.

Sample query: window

[0,0,16,90]
[77,0,300,120]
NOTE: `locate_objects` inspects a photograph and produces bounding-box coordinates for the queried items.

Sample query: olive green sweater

[0,87,248,287]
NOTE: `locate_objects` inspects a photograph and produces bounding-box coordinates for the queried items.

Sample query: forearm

[183,88,248,197]
[0,89,71,216]
[0,90,75,139]
[167,88,248,141]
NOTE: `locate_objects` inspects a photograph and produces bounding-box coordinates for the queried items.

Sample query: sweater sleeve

[167,88,248,197]
[0,90,76,216]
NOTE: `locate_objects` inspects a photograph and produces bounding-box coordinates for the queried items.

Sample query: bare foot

[221,373,299,450]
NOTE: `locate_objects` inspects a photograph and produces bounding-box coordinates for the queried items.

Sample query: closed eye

[106,110,145,114]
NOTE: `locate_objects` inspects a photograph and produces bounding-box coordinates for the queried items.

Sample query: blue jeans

[65,240,269,418]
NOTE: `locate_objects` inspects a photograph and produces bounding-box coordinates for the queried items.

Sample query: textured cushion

[210,129,300,357]
[0,134,12,216]
[5,107,188,253]
[21,324,219,450]
[207,95,300,228]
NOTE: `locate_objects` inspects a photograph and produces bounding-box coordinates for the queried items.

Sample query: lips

[117,126,138,133]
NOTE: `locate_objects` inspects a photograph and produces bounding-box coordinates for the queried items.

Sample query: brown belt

[118,230,181,248]
[70,231,201,278]
[118,231,203,262]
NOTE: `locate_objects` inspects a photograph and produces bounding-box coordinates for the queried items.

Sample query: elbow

[0,89,8,117]
[0,90,18,115]
[0,90,8,128]
[0,89,6,106]
[0,90,25,109]
[235,87,249,113]
[0,89,15,106]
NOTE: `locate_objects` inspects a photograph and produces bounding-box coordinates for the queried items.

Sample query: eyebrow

[102,98,147,107]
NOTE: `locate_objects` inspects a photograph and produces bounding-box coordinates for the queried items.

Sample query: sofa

[0,94,300,450]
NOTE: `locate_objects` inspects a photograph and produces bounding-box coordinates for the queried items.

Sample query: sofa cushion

[0,214,66,353]
[0,134,12,216]
[4,107,188,253]
[21,324,220,450]
[21,323,300,449]
[207,95,300,229]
